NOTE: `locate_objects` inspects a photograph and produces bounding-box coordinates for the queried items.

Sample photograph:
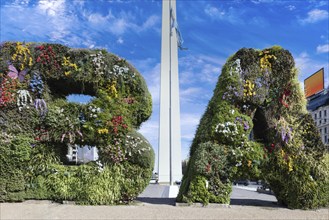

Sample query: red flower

[279,84,292,108]
[205,164,211,173]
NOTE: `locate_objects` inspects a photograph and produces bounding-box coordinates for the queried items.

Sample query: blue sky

[1,0,328,170]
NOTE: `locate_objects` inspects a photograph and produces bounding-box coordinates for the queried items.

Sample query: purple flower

[243,121,249,130]
[281,127,291,144]
[281,128,285,141]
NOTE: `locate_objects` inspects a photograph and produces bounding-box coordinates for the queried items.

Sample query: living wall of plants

[177,46,329,209]
[0,42,154,204]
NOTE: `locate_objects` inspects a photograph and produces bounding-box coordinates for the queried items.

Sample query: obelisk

[158,0,182,190]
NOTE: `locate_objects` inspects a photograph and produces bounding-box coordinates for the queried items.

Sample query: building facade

[307,89,329,150]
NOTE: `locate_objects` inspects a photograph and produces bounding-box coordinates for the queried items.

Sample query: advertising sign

[304,68,324,98]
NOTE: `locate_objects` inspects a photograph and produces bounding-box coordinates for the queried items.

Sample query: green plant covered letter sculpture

[0,42,154,204]
[177,46,329,209]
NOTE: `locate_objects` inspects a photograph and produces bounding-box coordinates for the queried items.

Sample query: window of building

[66,144,98,164]
[319,111,322,118]
[314,113,317,120]
[325,136,328,144]
[325,127,327,134]
[320,128,322,134]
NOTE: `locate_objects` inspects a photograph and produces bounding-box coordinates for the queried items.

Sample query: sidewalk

[1,184,328,220]
[1,200,328,220]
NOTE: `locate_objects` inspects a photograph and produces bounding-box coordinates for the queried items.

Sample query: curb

[175,202,231,208]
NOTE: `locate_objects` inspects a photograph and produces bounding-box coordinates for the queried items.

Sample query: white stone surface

[158,0,182,184]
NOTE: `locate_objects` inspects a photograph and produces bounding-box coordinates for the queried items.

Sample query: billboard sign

[304,68,324,98]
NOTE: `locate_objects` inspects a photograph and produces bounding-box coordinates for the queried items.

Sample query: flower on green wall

[11,42,33,71]
[259,50,276,70]
[17,89,33,111]
[90,51,107,76]
[110,65,130,78]
[62,56,78,76]
[35,45,61,72]
[0,76,17,107]
[243,79,256,97]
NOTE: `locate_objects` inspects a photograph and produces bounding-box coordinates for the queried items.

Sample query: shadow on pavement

[230,198,281,208]
[136,197,176,206]
[136,197,282,208]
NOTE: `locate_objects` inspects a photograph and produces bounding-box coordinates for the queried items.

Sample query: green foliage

[183,175,210,205]
[77,165,123,205]
[120,162,153,203]
[193,142,230,179]
[0,134,33,201]
[0,41,154,204]
[178,142,232,204]
[178,46,328,209]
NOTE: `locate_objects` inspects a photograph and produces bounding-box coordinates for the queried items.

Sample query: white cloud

[131,61,160,104]
[141,15,160,30]
[111,17,130,35]
[180,113,201,127]
[294,52,310,71]
[139,120,159,144]
[204,5,225,18]
[285,5,296,11]
[84,10,159,36]
[12,0,31,5]
[249,17,268,27]
[300,9,329,24]
[317,44,329,53]
[313,1,329,7]
[180,87,202,97]
[251,0,274,4]
[87,12,112,24]
[2,1,160,49]
[204,5,243,24]
[180,87,204,104]
[179,54,222,85]
[294,52,327,87]
[117,37,124,44]
[37,0,66,17]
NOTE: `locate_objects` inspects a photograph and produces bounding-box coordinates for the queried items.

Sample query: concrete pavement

[1,184,328,220]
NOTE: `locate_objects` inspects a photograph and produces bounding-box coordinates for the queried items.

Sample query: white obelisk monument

[158,0,182,193]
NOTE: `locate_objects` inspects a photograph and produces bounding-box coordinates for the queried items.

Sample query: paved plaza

[1,184,328,220]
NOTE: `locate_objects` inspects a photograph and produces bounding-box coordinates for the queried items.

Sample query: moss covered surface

[0,42,154,204]
[177,46,328,209]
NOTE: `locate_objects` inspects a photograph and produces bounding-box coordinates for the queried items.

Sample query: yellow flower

[63,57,78,74]
[247,160,252,167]
[259,51,276,70]
[97,128,109,134]
[11,42,33,70]
[107,81,118,98]
[29,57,33,67]
[71,63,78,71]
[64,71,71,76]
[63,57,70,65]
[287,156,293,172]
[244,80,255,97]
[288,161,293,172]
